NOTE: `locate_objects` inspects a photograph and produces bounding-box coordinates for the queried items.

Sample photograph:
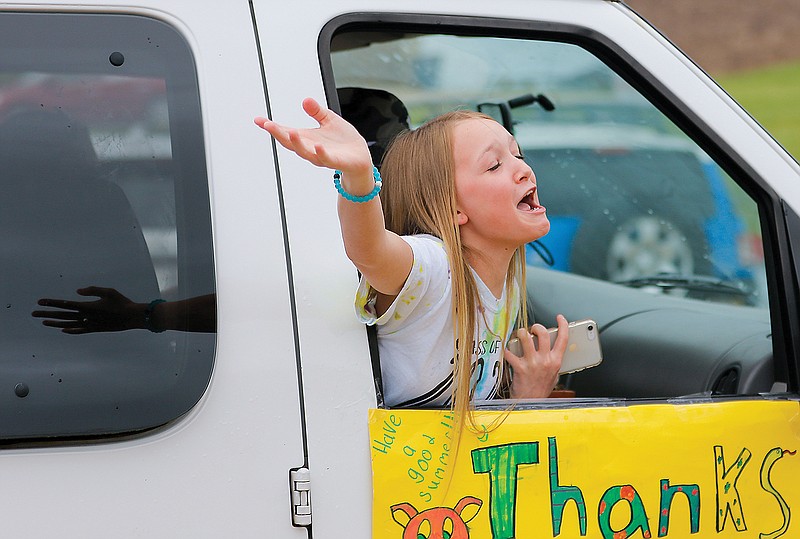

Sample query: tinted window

[0,13,215,441]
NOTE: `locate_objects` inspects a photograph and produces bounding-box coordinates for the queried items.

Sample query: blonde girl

[255,98,568,423]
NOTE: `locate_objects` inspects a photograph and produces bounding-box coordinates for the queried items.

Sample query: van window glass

[0,13,215,442]
[329,30,774,401]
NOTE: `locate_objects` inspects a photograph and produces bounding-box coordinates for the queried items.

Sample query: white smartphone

[506,318,603,374]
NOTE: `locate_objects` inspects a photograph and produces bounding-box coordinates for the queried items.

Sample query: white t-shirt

[355,234,520,407]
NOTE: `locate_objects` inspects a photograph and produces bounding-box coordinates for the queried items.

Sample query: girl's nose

[515,159,535,183]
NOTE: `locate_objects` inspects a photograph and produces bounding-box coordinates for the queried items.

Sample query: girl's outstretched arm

[255,98,413,297]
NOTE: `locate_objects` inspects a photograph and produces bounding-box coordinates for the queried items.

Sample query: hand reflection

[33,286,141,334]
[32,287,216,334]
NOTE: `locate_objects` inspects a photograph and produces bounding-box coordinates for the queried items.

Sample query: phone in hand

[506,318,603,374]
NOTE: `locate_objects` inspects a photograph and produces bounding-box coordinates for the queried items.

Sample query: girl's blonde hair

[379,110,528,437]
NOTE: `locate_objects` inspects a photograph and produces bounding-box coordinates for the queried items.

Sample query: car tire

[570,214,709,282]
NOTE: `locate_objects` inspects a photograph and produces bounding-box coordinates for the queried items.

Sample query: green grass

[716,61,800,159]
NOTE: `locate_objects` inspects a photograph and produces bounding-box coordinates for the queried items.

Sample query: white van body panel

[256,0,800,534]
[0,0,798,537]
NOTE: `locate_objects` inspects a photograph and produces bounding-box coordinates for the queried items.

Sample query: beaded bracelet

[144,298,166,333]
[333,166,382,203]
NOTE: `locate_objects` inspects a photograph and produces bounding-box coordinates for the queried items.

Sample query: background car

[518,122,758,303]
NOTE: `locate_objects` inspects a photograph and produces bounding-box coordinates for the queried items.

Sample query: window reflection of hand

[32,286,141,334]
[33,288,216,334]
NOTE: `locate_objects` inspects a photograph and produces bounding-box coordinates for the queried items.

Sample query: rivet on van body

[14,383,29,398]
[109,52,125,67]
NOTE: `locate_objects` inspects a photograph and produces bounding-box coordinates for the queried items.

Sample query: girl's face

[452,118,549,252]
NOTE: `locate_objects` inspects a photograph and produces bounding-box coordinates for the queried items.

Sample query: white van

[1,1,799,537]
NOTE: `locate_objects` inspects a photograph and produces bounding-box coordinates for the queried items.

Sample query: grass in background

[716,61,800,159]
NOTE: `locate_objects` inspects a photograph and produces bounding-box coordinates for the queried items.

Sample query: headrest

[337,87,410,167]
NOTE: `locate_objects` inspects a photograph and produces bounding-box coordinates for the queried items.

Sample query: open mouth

[517,188,542,212]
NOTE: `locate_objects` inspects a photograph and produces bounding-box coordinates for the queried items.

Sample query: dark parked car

[517,123,759,304]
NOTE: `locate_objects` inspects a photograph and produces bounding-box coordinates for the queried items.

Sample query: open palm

[255,97,372,175]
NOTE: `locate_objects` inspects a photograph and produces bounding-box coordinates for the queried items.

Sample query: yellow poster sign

[369,400,800,538]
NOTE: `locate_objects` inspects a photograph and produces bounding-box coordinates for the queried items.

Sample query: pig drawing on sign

[390,496,482,539]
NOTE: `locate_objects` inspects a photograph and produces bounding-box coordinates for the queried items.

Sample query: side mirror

[476,102,513,133]
[477,93,555,135]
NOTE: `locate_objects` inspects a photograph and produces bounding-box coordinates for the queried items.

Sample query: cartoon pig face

[391,496,482,539]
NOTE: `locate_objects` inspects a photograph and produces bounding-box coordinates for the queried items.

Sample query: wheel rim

[606,216,694,281]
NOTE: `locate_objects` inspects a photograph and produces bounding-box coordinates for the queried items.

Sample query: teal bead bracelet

[333,166,382,203]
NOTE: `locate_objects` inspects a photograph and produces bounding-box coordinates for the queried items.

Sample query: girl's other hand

[254,97,372,177]
[504,314,569,399]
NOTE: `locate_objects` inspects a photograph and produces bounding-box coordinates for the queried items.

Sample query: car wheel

[571,214,708,281]
[606,215,695,281]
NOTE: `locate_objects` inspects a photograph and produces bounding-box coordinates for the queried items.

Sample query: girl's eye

[515,154,525,160]
[488,161,501,171]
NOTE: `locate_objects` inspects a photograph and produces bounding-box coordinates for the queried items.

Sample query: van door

[0,5,306,537]
[306,3,799,537]
[251,2,395,537]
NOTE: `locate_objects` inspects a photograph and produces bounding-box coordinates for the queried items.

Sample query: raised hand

[255,97,414,299]
[255,97,373,177]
